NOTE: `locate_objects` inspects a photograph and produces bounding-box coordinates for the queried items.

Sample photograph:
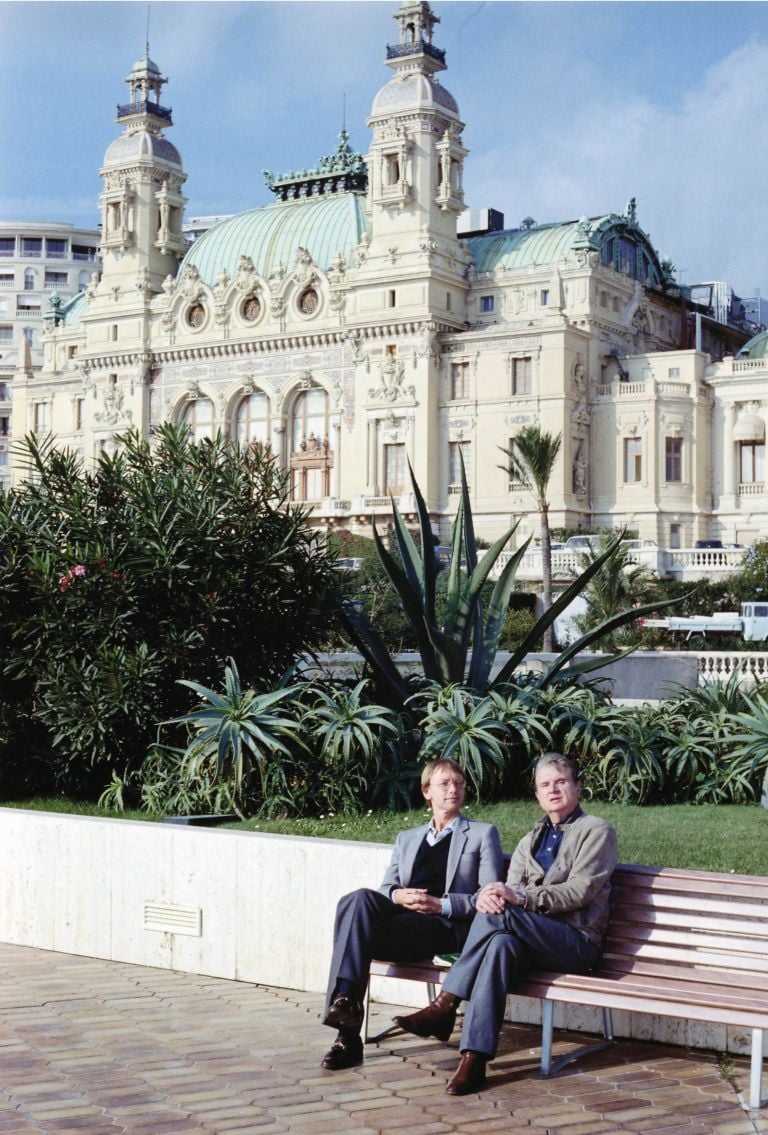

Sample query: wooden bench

[367,863,768,1110]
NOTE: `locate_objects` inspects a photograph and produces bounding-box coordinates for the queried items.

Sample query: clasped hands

[475,881,522,914]
[393,887,442,914]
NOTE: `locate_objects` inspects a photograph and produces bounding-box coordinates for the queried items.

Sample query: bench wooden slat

[603,939,768,973]
[611,890,768,920]
[608,907,768,941]
[613,866,768,901]
[598,956,768,992]
[520,968,768,1012]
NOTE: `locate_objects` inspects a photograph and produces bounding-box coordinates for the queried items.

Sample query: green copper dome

[737,330,768,359]
[179,192,369,288]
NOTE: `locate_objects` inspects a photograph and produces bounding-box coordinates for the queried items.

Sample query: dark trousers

[443,908,600,1058]
[324,887,461,1025]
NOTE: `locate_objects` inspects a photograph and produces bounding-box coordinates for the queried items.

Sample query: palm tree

[500,426,562,650]
[572,533,657,649]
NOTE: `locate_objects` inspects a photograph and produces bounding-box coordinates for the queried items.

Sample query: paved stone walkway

[0,943,765,1135]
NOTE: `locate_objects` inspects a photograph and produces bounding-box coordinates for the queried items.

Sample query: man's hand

[393,888,442,914]
[475,882,521,914]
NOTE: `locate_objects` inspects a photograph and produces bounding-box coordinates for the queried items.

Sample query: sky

[1,0,768,296]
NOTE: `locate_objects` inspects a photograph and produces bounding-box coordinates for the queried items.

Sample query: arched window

[24,269,35,291]
[180,396,214,442]
[236,392,270,448]
[290,387,332,502]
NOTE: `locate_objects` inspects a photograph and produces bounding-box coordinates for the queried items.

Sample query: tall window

[291,387,331,501]
[384,443,406,495]
[449,441,471,489]
[480,295,494,313]
[24,269,35,291]
[23,328,34,347]
[623,437,643,483]
[665,437,683,482]
[34,402,48,436]
[181,397,214,442]
[511,357,532,396]
[450,361,469,400]
[740,442,765,484]
[236,392,270,447]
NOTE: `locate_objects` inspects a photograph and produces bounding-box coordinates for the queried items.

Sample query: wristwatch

[513,886,527,907]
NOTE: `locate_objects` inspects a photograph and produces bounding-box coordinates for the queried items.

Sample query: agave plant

[303,680,401,766]
[169,657,303,813]
[340,454,680,703]
[416,684,511,797]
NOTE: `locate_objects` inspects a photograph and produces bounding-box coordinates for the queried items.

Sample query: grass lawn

[3,797,767,875]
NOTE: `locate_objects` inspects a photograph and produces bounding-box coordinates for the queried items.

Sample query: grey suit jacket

[377,815,503,921]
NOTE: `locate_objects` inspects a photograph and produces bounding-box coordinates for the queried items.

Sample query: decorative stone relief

[95,382,131,427]
[292,247,316,287]
[178,264,204,302]
[368,356,415,402]
[234,256,258,293]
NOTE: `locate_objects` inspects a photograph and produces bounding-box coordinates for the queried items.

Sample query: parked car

[564,535,602,552]
[336,557,364,571]
[694,539,723,549]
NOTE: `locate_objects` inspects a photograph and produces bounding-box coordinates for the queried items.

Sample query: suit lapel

[445,815,469,892]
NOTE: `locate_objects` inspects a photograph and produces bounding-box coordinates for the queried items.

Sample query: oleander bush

[0,425,340,799]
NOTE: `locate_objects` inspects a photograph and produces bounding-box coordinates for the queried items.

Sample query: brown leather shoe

[446,1050,487,1095]
[393,990,459,1042]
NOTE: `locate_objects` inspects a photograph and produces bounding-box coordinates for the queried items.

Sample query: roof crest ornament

[263,128,368,201]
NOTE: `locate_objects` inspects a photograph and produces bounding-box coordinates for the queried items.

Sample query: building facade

[19,2,763,547]
[0,221,99,487]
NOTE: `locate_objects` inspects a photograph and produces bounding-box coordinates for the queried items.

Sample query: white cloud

[465,36,768,294]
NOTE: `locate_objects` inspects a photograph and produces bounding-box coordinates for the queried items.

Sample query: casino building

[19,1,766,547]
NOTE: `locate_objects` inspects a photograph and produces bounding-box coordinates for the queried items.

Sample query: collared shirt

[534,809,579,874]
[426,815,460,916]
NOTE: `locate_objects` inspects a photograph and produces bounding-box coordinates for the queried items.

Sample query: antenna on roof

[146,3,151,56]
[342,92,346,131]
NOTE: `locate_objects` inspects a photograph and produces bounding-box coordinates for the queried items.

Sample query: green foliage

[341,457,669,708]
[573,534,660,649]
[416,685,511,797]
[0,426,340,798]
[171,658,304,813]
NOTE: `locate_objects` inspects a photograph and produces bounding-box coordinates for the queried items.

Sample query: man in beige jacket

[395,752,617,1095]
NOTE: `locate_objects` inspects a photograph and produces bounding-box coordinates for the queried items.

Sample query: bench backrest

[604,863,768,986]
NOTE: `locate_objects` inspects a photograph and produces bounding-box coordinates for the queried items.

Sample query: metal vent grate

[143,902,202,936]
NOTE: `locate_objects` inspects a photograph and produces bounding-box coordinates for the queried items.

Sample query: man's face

[534,763,580,824]
[422,765,466,821]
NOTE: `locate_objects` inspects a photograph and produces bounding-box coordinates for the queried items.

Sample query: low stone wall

[0,808,753,1058]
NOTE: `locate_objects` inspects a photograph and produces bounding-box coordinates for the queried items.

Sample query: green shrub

[0,426,340,798]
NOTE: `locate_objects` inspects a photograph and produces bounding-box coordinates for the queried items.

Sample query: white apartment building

[0,221,99,486]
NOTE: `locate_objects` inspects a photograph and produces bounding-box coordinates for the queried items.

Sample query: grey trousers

[442,907,600,1058]
[324,887,460,1024]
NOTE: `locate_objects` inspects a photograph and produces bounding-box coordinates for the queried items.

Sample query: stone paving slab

[0,944,764,1135]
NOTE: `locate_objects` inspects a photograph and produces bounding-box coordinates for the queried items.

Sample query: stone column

[723,403,736,498]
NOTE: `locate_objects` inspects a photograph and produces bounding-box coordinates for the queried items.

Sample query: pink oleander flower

[58,575,71,593]
[72,565,86,578]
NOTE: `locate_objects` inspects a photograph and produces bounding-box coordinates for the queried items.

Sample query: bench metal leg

[750,1028,765,1109]
[540,1001,615,1077]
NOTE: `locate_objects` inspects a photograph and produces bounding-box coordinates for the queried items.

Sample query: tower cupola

[98,45,187,290]
[387,0,446,76]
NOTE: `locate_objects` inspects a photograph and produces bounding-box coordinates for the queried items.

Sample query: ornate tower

[365,1,468,265]
[98,50,187,291]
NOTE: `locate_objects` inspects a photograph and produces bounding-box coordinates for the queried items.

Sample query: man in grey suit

[395,753,617,1095]
[321,757,503,1071]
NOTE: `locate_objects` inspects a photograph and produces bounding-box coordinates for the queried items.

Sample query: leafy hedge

[0,426,340,799]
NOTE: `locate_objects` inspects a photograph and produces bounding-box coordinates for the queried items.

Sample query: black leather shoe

[324,994,364,1031]
[446,1050,487,1095]
[321,1034,364,1070]
[394,990,459,1042]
